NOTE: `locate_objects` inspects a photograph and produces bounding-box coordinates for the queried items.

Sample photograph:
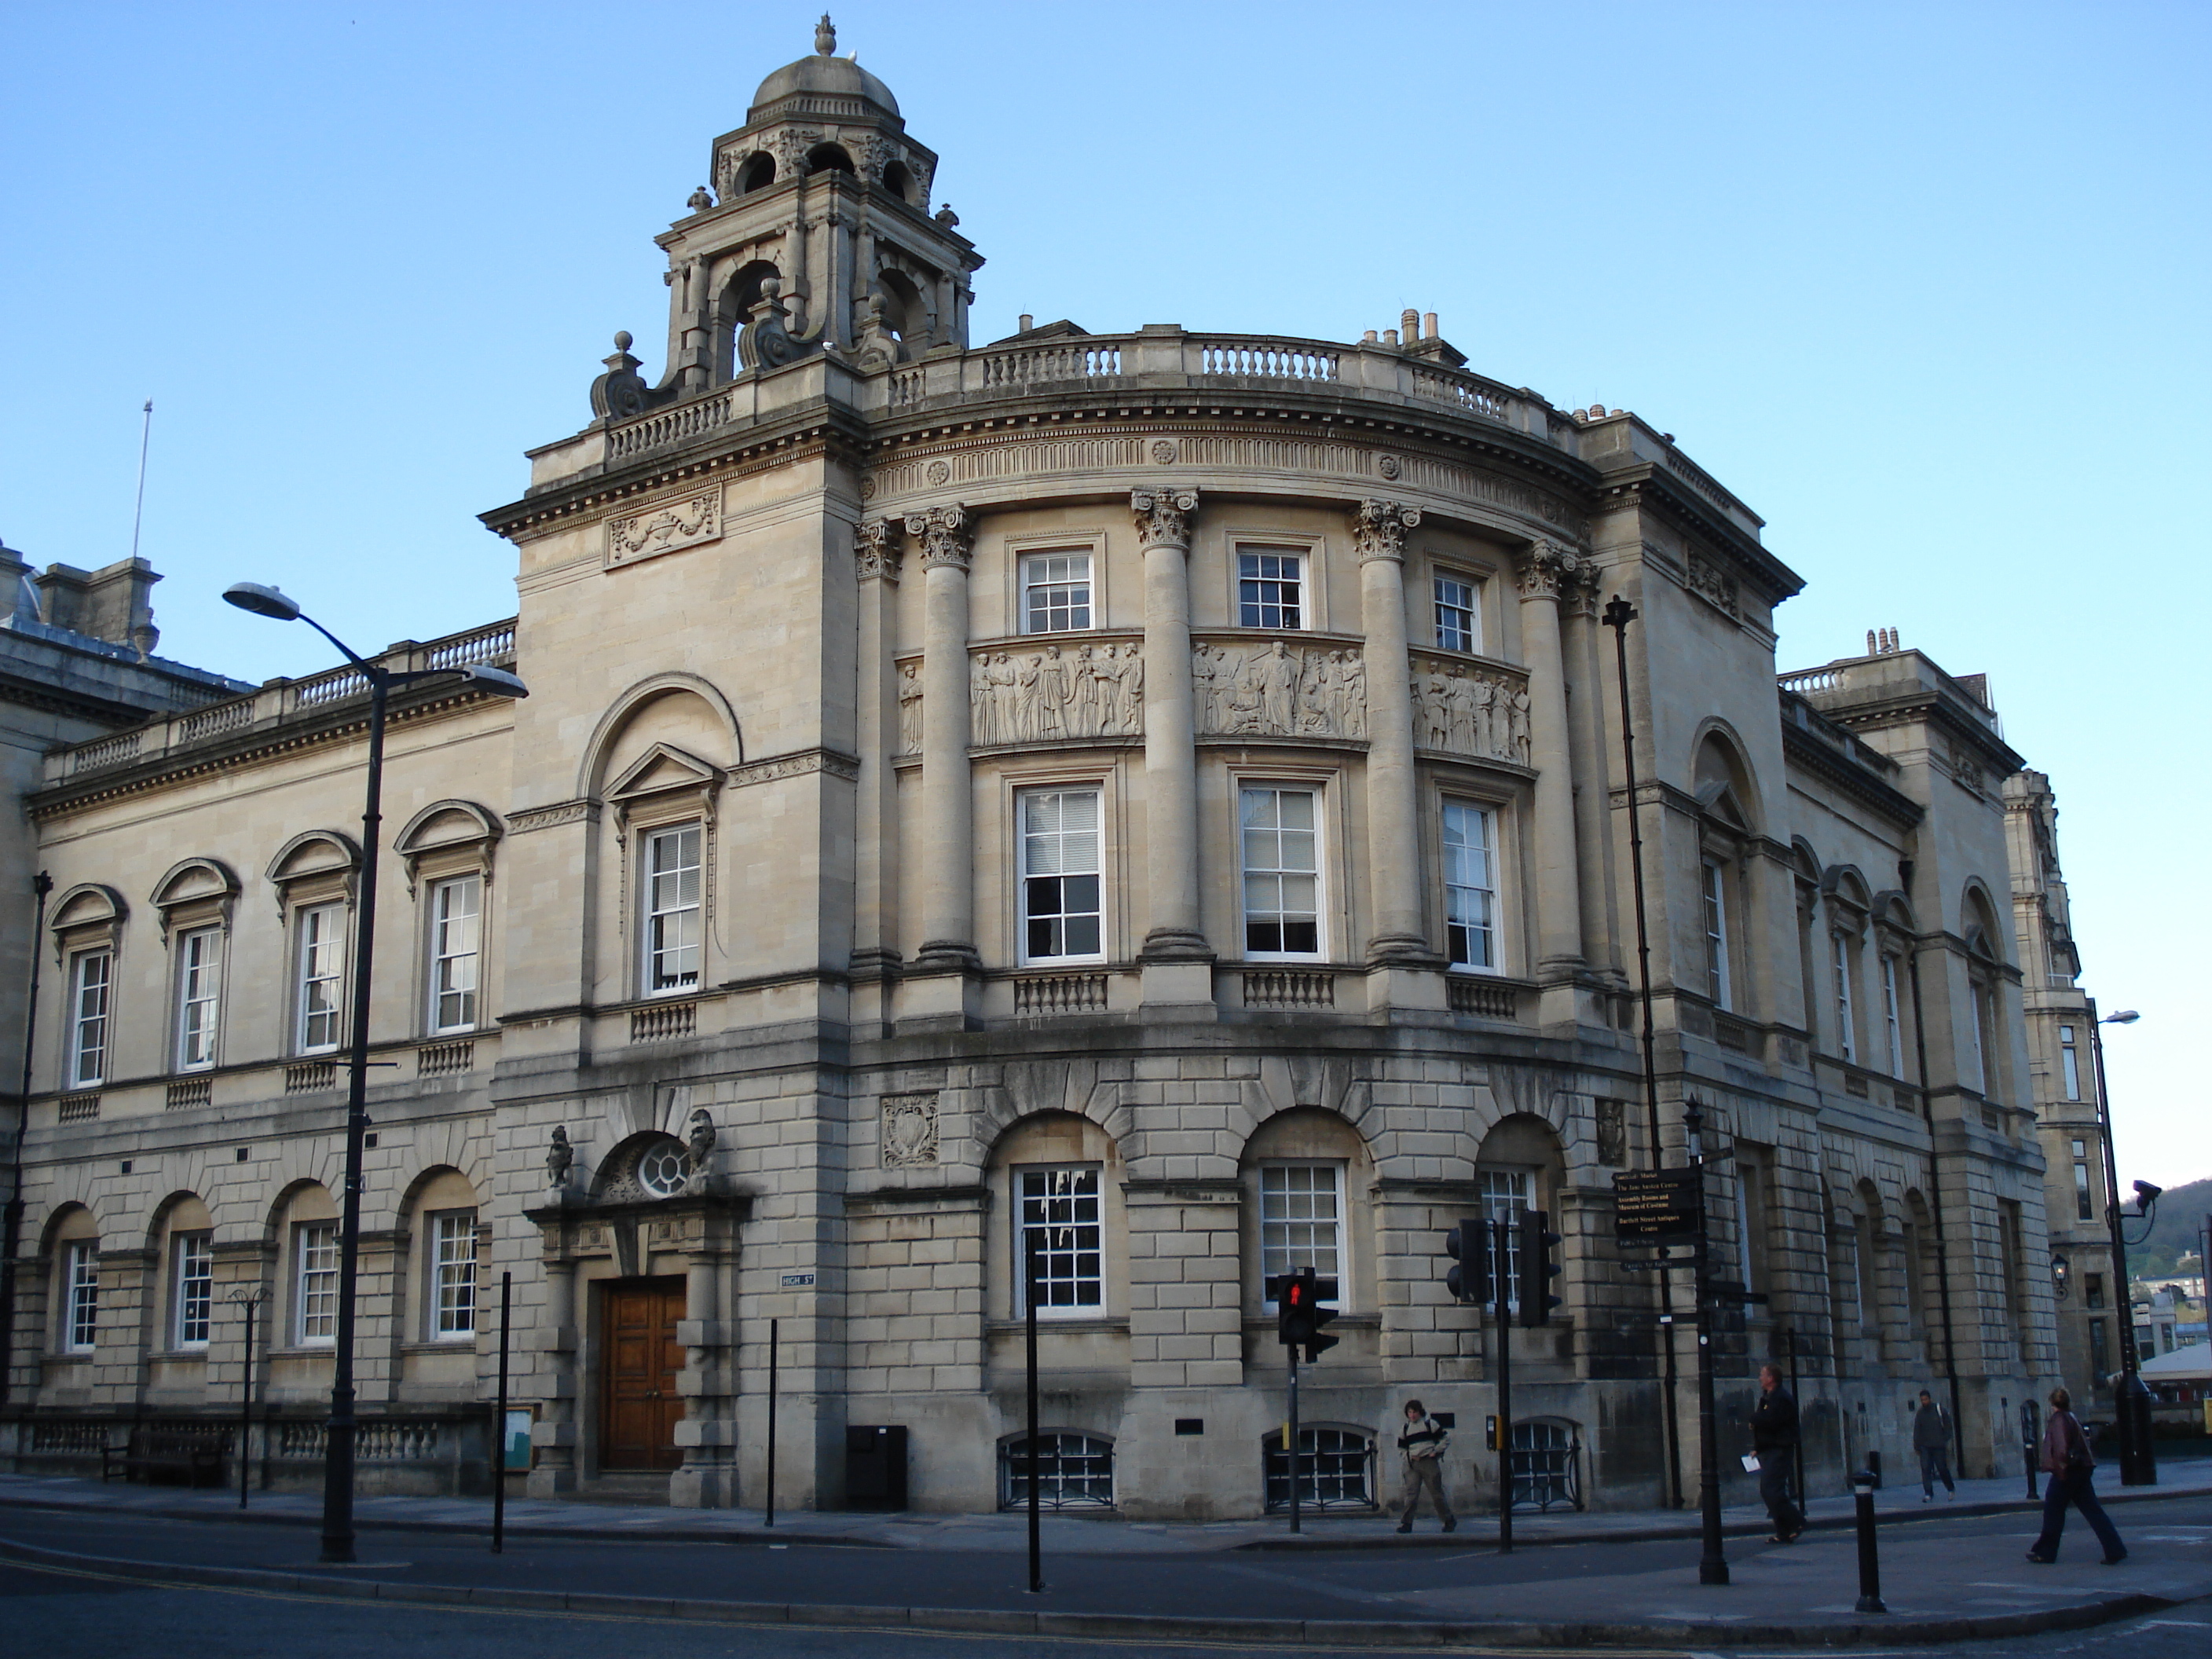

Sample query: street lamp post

[222,583,526,1562]
[1681,1098,1728,1585]
[2086,1006,2154,1485]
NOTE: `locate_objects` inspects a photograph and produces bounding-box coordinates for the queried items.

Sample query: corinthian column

[1518,540,1587,983]
[1132,488,1212,987]
[910,504,977,972]
[851,518,903,987]
[1353,500,1432,966]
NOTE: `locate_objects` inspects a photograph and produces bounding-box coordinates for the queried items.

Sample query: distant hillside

[2126,1177,2212,1280]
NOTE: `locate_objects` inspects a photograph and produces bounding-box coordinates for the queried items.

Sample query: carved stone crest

[925,459,952,486]
[1151,440,1177,465]
[607,491,723,568]
[1378,454,1401,480]
[881,1092,939,1168]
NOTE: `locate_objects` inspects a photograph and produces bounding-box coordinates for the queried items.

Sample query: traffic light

[1518,1209,1563,1328]
[1269,1266,1341,1361]
[1444,1217,1487,1306]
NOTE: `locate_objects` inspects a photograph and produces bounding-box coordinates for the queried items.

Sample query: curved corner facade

[0,34,2073,1521]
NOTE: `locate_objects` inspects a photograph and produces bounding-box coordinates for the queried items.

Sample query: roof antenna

[130,398,154,563]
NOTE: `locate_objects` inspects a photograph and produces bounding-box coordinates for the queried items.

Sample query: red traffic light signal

[1266,1266,1341,1361]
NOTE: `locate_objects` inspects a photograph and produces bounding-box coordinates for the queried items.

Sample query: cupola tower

[603,16,982,416]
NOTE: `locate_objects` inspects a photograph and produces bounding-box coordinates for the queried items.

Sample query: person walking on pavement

[1913,1389,1957,1502]
[1393,1400,1456,1533]
[1750,1364,1804,1543]
[2027,1386,2127,1565]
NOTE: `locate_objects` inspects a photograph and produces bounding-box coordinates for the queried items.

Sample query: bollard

[1851,1469,1887,1614]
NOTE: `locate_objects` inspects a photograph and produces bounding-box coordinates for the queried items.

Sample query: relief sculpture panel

[1192,639,1367,740]
[972,642,1145,745]
[1410,652,1530,764]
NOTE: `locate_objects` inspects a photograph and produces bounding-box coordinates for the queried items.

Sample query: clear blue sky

[5,3,2204,1178]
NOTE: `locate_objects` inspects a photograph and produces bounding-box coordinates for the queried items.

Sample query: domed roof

[748,20,899,120]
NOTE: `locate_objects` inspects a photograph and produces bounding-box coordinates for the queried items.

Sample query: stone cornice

[1781,720,1925,828]
[482,403,873,542]
[28,683,514,820]
[1591,468,1804,608]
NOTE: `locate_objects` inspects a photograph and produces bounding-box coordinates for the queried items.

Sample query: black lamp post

[2085,1006,2155,1486]
[1681,1097,1728,1585]
[222,583,526,1562]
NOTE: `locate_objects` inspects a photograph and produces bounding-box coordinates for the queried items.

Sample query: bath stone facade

[2,25,2085,1518]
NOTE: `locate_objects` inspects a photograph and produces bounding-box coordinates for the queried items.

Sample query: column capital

[1351,499,1423,564]
[1131,487,1199,551]
[906,504,974,572]
[1515,537,1585,602]
[855,517,904,584]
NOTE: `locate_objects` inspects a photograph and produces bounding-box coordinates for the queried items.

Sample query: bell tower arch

[644,16,983,397]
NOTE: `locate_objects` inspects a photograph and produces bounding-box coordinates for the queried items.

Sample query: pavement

[2,1463,2210,1648]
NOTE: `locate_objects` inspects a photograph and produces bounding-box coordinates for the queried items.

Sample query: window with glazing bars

[1433,575,1479,653]
[1020,551,1092,634]
[67,950,112,1087]
[1000,1432,1114,1509]
[1241,787,1320,956]
[1701,862,1731,1009]
[1881,956,1905,1076]
[176,928,222,1071]
[1021,790,1102,961]
[1833,934,1857,1062]
[643,825,702,992]
[1483,1167,1532,1313]
[1236,551,1303,630]
[430,1210,478,1339]
[64,1240,100,1350]
[173,1232,212,1348]
[295,904,345,1054]
[1264,1426,1373,1511]
[297,1223,339,1344]
[429,876,482,1033]
[1442,803,1496,969]
[1016,1167,1103,1314]
[1259,1164,1341,1301]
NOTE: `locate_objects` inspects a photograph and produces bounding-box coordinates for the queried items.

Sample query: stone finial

[815,13,836,54]
[933,203,960,229]
[687,185,714,213]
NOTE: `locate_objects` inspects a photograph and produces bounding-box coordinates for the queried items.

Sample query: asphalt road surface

[4,1497,2209,1658]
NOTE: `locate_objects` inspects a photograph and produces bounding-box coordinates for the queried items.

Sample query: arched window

[1474,1115,1566,1317]
[998,1431,1114,1509]
[987,1112,1122,1321]
[1242,1109,1373,1319]
[153,1193,216,1352]
[1263,1424,1375,1511]
[738,152,775,193]
[277,1183,341,1348]
[1509,1418,1584,1511]
[881,159,914,202]
[804,142,855,178]
[46,1205,101,1356]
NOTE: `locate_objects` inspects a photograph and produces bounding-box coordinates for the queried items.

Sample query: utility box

[845,1425,908,1511]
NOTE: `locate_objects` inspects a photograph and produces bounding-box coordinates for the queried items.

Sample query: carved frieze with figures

[1409,652,1531,764]
[1193,638,1368,741]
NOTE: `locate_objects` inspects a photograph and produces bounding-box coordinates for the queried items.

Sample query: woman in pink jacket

[2026,1386,2126,1565]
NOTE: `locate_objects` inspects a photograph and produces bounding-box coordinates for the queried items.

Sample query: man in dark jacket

[1913,1390,1956,1501]
[1749,1364,1803,1542]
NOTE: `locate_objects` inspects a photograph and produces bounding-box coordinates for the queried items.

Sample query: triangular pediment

[606,743,723,804]
[1697,779,1752,832]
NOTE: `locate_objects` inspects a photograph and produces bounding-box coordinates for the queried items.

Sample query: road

[4,1496,2209,1657]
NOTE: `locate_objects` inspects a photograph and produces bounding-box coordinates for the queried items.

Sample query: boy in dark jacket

[1393,1400,1456,1533]
[1749,1364,1803,1542]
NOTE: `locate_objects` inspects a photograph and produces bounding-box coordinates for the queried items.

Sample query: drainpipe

[0,870,55,1407]
[1899,857,1966,1475]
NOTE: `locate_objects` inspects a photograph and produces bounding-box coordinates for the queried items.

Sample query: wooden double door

[600,1277,687,1471]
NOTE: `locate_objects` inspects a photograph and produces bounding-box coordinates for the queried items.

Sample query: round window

[637,1141,690,1199]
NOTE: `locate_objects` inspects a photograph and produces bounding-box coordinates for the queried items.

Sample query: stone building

[2005,769,2122,1406]
[0,26,2074,1516]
